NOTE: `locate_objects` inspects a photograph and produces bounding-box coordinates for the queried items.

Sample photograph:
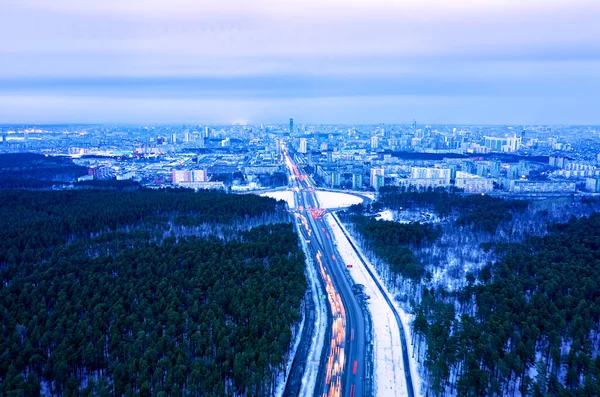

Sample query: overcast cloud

[1,0,599,124]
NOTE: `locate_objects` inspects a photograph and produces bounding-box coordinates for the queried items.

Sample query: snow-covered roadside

[296,225,328,397]
[274,294,306,397]
[325,213,407,397]
[315,191,363,209]
[359,192,376,201]
[329,213,424,397]
[260,190,296,209]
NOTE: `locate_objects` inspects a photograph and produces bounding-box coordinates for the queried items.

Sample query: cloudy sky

[1,0,599,124]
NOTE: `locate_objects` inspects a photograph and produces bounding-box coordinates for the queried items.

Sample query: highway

[284,148,367,397]
[331,214,416,397]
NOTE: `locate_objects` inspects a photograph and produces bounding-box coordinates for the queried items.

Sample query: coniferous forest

[345,188,600,396]
[0,188,306,396]
[346,214,441,281]
[413,213,600,396]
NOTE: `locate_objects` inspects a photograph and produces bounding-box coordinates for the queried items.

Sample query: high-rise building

[586,178,600,192]
[352,173,363,190]
[476,163,489,177]
[508,164,521,179]
[370,167,384,190]
[299,138,308,154]
[275,139,281,155]
[449,164,458,180]
[171,133,177,144]
[332,172,341,188]
[518,160,530,177]
[375,174,385,191]
[491,161,502,177]
[289,118,294,134]
[371,136,379,150]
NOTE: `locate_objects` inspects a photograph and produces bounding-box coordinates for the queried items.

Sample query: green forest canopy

[0,189,305,396]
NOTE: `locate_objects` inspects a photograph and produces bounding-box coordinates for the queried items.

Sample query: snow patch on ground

[260,190,296,209]
[375,210,395,221]
[315,191,363,209]
[397,209,440,224]
[331,214,424,397]
[326,214,408,397]
[360,192,376,201]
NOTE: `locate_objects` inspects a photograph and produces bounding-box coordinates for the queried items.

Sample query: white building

[299,138,308,154]
[172,169,207,184]
[455,171,494,193]
[371,135,379,150]
[410,167,451,182]
[483,134,521,152]
[510,180,576,194]
[370,167,384,190]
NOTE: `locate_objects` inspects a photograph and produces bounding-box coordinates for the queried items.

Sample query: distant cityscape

[2,121,600,195]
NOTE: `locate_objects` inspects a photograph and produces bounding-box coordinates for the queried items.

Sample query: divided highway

[284,148,367,397]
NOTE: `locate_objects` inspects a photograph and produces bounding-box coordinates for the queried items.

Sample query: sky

[0,0,599,125]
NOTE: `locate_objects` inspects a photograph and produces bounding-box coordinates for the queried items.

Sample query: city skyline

[1,0,599,124]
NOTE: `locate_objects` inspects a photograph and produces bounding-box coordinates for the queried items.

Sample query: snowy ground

[375,210,395,221]
[326,213,413,397]
[328,213,424,397]
[315,191,363,209]
[397,209,440,224]
[274,298,305,397]
[260,190,296,209]
[359,192,376,201]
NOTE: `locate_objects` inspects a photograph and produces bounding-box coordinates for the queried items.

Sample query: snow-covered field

[315,191,363,209]
[260,190,295,208]
[328,214,424,397]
